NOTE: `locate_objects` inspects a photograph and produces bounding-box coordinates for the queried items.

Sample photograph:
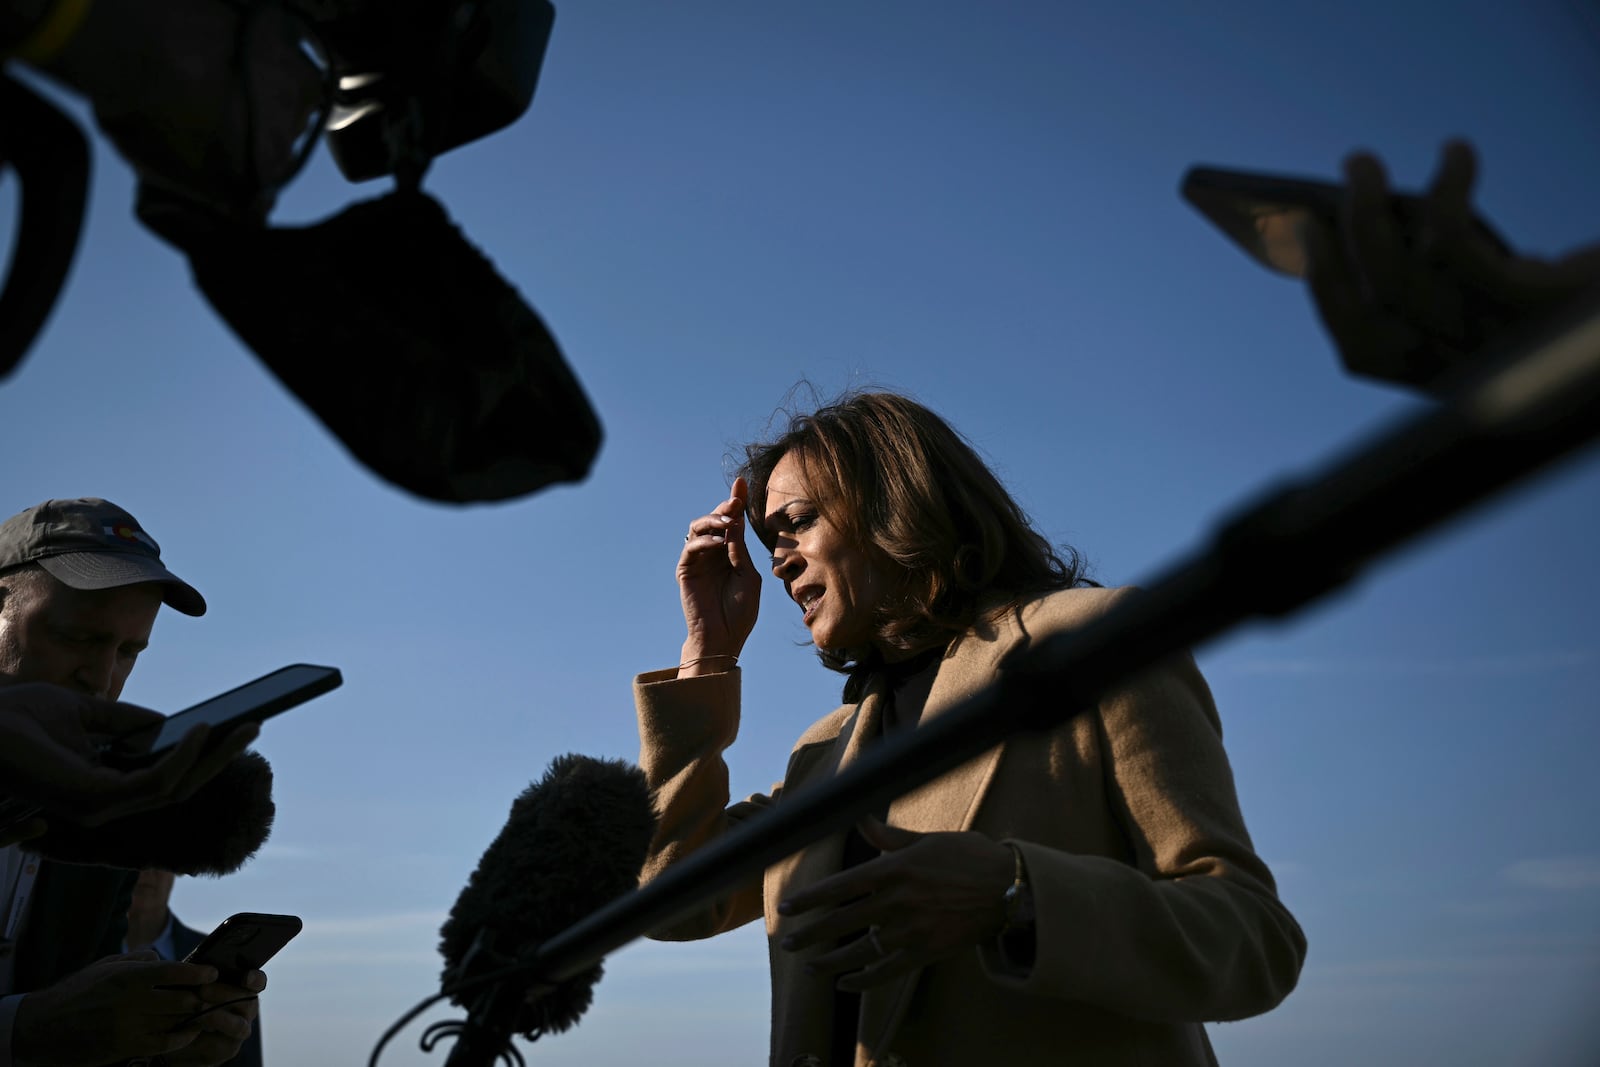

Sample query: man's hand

[0,683,258,829]
[161,969,267,1067]
[11,954,223,1066]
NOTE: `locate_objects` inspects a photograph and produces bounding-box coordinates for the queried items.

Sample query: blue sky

[5,2,1600,1064]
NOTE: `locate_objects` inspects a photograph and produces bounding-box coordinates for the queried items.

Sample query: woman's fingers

[682,482,747,553]
[682,510,735,549]
[723,477,753,571]
[781,895,885,953]
[677,482,762,668]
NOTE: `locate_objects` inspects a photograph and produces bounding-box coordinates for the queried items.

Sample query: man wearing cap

[0,497,267,1067]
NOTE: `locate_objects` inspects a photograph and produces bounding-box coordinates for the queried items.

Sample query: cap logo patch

[103,522,158,553]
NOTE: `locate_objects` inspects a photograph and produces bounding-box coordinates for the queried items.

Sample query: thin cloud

[277,948,441,968]
[299,910,450,937]
[1261,859,1307,881]
[1223,650,1594,678]
[1503,856,1600,891]
[255,843,318,861]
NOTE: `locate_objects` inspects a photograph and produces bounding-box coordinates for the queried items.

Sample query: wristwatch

[1000,842,1037,968]
[1002,842,1035,928]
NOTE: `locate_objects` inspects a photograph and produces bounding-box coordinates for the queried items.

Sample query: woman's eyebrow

[762,498,811,528]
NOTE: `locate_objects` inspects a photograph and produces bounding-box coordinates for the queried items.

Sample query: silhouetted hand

[1305,140,1600,391]
[162,968,267,1067]
[0,683,258,836]
[12,953,227,1066]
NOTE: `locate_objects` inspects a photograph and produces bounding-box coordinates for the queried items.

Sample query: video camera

[301,0,554,185]
[1,0,601,505]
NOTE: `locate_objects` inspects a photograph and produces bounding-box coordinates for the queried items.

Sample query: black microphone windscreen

[137,188,604,505]
[438,753,655,1037]
[31,751,274,876]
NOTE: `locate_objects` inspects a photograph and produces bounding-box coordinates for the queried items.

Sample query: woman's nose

[771,548,801,580]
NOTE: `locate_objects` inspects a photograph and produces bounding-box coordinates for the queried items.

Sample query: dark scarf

[829,644,946,1064]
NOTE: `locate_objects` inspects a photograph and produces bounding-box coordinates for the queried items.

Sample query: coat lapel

[887,612,1015,834]
[764,679,890,933]
[766,683,890,1063]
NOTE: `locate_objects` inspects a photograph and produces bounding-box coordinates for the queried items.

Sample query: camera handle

[0,73,90,380]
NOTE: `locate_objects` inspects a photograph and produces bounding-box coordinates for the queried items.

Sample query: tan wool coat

[635,585,1306,1067]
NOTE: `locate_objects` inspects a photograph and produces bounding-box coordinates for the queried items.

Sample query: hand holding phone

[183,912,302,985]
[0,664,340,837]
[1181,155,1511,280]
[0,686,256,837]
[168,913,297,1062]
[103,663,342,770]
[1182,142,1600,391]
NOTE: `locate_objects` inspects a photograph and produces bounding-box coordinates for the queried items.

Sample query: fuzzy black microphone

[29,751,274,876]
[437,754,654,1061]
[137,188,604,505]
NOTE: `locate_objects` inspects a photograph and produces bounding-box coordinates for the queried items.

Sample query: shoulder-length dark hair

[739,391,1092,687]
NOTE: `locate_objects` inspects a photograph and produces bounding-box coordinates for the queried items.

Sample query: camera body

[297,0,556,182]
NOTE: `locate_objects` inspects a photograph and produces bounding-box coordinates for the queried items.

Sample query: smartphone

[106,663,343,769]
[182,912,302,982]
[1180,164,1511,278]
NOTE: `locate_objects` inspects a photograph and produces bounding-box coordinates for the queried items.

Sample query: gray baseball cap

[0,498,206,616]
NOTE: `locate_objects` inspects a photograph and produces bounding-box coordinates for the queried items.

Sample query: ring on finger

[866,925,886,957]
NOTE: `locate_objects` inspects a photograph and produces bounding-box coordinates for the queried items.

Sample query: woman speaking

[634,391,1305,1067]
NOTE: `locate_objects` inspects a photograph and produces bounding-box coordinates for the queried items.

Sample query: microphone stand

[399,290,1600,1064]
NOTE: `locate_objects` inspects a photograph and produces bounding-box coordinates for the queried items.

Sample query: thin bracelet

[678,654,738,670]
[8,0,92,65]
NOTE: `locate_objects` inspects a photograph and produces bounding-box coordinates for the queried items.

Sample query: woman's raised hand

[676,476,762,676]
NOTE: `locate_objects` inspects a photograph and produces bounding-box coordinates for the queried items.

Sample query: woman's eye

[790,512,815,531]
